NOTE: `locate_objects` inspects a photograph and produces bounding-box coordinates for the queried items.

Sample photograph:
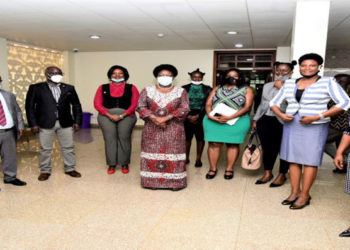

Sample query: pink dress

[137,86,189,189]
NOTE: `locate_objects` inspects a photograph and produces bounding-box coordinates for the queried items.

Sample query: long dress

[137,85,189,189]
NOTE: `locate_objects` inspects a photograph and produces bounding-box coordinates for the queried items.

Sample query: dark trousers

[257,115,289,173]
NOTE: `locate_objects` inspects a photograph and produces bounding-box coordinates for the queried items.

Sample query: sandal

[224,170,234,180]
[206,169,217,179]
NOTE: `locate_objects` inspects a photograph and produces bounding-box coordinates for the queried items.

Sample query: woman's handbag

[241,130,263,170]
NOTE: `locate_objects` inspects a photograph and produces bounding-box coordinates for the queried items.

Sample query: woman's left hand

[217,115,233,123]
[299,115,319,124]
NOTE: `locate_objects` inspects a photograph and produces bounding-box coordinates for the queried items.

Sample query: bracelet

[318,113,325,120]
[119,114,124,119]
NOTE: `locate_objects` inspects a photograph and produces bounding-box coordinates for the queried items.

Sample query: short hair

[221,68,246,87]
[153,64,178,77]
[107,65,129,81]
[298,53,324,65]
[274,60,297,71]
[45,66,62,75]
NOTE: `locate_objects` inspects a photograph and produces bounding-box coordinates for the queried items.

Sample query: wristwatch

[119,114,124,119]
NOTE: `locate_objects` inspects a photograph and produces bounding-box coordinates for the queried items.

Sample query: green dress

[203,85,250,144]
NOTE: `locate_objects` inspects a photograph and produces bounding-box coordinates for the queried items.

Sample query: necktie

[0,99,7,126]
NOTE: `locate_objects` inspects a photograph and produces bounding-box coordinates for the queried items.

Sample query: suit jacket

[0,89,25,140]
[25,82,82,129]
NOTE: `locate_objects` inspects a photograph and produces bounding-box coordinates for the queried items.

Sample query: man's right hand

[251,121,257,130]
[31,126,40,134]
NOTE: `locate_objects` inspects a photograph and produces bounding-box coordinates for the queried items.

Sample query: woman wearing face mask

[203,68,253,180]
[252,61,296,187]
[137,64,189,191]
[94,65,139,175]
[270,53,350,209]
[182,68,212,167]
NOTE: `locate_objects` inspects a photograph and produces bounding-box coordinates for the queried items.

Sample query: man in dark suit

[0,75,26,190]
[25,66,83,181]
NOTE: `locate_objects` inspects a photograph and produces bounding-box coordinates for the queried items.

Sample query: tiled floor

[1,128,350,249]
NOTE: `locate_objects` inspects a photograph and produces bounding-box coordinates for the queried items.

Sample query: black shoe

[333,168,347,174]
[224,170,234,180]
[195,161,202,167]
[4,178,27,186]
[269,176,287,188]
[206,170,217,179]
[339,229,350,237]
[281,197,298,205]
[289,196,311,210]
[255,175,273,185]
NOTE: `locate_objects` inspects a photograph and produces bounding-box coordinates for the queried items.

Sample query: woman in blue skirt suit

[270,53,350,209]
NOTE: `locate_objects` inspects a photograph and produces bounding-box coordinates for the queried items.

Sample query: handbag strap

[247,130,261,147]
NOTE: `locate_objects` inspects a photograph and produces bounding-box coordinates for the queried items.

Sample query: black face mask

[227,77,237,85]
[301,70,320,79]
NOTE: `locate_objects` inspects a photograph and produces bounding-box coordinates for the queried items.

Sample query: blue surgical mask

[111,78,125,83]
[157,76,173,86]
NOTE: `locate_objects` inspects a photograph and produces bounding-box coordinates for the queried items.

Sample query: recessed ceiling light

[90,35,101,39]
[157,33,165,38]
[227,31,238,35]
[235,43,243,48]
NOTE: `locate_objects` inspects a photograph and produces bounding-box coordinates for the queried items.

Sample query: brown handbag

[241,130,263,170]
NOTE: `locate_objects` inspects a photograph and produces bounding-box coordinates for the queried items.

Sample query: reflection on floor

[0,128,350,249]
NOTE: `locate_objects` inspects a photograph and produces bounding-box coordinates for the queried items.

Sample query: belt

[0,127,14,133]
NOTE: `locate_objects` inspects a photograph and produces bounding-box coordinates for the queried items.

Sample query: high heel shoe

[255,175,273,185]
[281,197,298,205]
[206,170,217,179]
[269,176,287,188]
[289,196,312,210]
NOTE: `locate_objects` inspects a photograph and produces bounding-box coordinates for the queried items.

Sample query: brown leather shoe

[65,170,82,178]
[38,173,51,181]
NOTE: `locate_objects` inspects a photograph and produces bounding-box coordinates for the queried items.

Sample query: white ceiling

[0,0,349,51]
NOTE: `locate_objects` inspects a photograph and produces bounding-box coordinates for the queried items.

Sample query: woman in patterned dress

[137,64,189,191]
[334,117,350,237]
[203,68,254,180]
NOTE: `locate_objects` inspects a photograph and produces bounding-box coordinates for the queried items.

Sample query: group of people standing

[1,52,350,236]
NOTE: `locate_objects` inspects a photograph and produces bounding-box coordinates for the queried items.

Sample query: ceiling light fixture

[90,35,101,39]
[157,33,165,38]
[235,43,243,48]
[227,31,238,35]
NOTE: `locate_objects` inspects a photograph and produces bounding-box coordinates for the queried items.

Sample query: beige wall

[71,50,214,124]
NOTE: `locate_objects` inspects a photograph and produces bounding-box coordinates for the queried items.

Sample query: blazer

[270,77,350,124]
[253,82,287,123]
[0,89,25,139]
[25,82,82,129]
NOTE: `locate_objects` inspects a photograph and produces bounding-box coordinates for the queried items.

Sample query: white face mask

[50,75,63,83]
[111,78,125,83]
[275,75,290,81]
[191,81,203,85]
[157,76,173,86]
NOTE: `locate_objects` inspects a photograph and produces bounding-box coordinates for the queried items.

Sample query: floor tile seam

[136,191,186,249]
[233,177,248,250]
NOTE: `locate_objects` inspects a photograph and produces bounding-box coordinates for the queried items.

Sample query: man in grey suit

[0,75,26,190]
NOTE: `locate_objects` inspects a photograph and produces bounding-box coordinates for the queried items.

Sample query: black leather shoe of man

[65,170,82,178]
[4,178,27,186]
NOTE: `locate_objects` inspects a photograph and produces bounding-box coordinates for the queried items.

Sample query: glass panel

[237,62,253,68]
[237,55,253,61]
[220,55,236,62]
[255,55,272,61]
[219,62,236,68]
[255,62,272,68]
